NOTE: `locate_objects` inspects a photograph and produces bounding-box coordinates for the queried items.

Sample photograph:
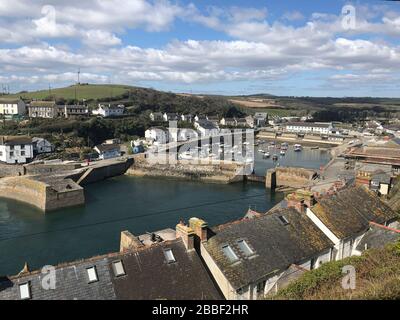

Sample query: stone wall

[0,176,84,212]
[126,158,245,184]
[266,167,317,189]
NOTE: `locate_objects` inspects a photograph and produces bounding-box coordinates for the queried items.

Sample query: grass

[270,241,400,300]
[8,84,134,101]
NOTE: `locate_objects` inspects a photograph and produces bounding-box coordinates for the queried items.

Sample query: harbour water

[0,147,330,276]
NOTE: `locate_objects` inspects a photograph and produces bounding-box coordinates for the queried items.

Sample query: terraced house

[0,98,26,116]
[0,136,33,164]
[0,227,222,300]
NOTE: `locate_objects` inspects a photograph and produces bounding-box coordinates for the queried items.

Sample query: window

[21,151,25,156]
[9,151,14,157]
[278,215,290,226]
[19,282,31,300]
[112,260,126,277]
[20,144,25,149]
[222,245,239,263]
[237,240,254,257]
[164,249,176,263]
[0,151,2,156]
[86,266,98,283]
[257,280,266,293]
[10,145,14,150]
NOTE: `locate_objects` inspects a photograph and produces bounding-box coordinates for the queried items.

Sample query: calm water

[0,147,330,276]
[0,176,283,275]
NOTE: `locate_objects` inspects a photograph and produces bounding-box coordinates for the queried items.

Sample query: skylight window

[19,282,31,300]
[222,245,239,262]
[164,249,176,263]
[237,240,254,257]
[278,215,290,225]
[112,260,126,277]
[86,266,98,283]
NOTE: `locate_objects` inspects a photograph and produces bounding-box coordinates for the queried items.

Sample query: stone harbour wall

[0,176,84,212]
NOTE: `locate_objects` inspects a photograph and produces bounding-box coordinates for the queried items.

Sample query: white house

[181,114,193,122]
[32,137,54,154]
[0,98,26,116]
[92,104,124,117]
[287,186,399,262]
[0,136,33,164]
[94,143,121,160]
[194,120,220,137]
[145,127,170,144]
[149,112,164,122]
[220,118,237,127]
[163,113,179,122]
[185,209,334,300]
[194,115,208,122]
[285,122,334,135]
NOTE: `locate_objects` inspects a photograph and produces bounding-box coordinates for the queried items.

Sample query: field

[8,84,134,101]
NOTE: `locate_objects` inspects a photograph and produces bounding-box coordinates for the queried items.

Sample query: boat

[280,150,286,156]
[263,152,270,159]
[272,154,278,161]
[258,149,265,153]
[294,144,302,152]
[311,146,319,150]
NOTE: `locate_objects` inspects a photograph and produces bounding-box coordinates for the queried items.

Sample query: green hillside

[8,84,134,101]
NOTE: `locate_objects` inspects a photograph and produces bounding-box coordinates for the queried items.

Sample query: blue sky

[0,0,399,97]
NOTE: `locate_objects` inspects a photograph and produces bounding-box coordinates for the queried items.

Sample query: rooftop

[0,136,32,146]
[203,208,333,290]
[311,185,399,239]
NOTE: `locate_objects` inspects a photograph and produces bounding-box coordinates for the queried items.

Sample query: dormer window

[19,282,31,300]
[86,266,98,283]
[112,260,126,277]
[237,240,254,257]
[222,245,239,263]
[278,215,290,226]
[164,249,176,264]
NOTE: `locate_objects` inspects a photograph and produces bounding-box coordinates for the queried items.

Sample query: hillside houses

[0,98,26,116]
[0,227,222,300]
[0,136,33,164]
[28,101,89,118]
[92,104,125,117]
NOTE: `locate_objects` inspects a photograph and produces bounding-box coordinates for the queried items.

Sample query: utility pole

[77,68,80,85]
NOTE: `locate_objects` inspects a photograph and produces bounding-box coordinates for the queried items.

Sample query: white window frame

[19,282,31,300]
[112,260,126,277]
[86,266,99,283]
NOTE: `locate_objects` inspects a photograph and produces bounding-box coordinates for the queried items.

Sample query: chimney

[189,217,209,242]
[176,222,195,251]
[287,189,316,214]
[120,230,144,252]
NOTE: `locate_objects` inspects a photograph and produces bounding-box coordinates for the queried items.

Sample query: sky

[0,0,400,97]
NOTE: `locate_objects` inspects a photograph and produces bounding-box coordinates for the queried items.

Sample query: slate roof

[311,185,399,240]
[203,208,334,290]
[29,101,56,108]
[196,120,218,130]
[356,223,400,251]
[286,122,331,128]
[0,257,116,300]
[0,135,32,146]
[0,98,21,104]
[94,143,120,153]
[111,238,222,300]
[0,237,222,300]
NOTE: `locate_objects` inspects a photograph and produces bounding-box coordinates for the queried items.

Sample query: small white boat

[280,150,286,156]
[294,144,302,152]
[272,154,278,161]
[258,149,265,153]
[179,151,193,160]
